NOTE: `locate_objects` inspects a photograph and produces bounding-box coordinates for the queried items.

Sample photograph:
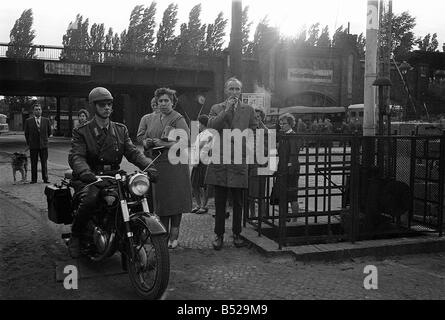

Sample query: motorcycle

[45,155,170,300]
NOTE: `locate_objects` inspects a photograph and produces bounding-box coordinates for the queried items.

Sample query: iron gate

[244,132,445,249]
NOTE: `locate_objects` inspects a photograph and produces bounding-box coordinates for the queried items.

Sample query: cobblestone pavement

[1,151,445,300]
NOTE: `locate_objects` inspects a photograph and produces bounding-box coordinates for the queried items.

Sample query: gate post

[438,131,445,236]
[349,135,360,243]
[409,137,416,229]
[277,134,289,249]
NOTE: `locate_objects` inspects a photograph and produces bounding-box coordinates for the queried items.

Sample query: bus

[0,114,9,134]
[347,104,364,124]
[265,106,347,132]
[346,103,404,125]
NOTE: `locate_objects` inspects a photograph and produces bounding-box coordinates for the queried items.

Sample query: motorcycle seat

[64,169,73,180]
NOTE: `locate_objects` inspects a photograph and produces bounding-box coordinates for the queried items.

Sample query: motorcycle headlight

[128,173,150,196]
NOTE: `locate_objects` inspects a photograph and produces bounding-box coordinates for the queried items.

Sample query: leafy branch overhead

[6,4,441,63]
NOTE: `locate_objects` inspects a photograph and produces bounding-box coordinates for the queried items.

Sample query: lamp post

[372,77,392,136]
[373,77,392,177]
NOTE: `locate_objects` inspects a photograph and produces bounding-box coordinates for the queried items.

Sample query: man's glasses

[96,101,113,108]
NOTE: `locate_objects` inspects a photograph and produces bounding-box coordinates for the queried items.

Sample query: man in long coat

[205,77,258,250]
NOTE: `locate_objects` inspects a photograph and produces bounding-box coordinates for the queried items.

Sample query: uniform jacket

[68,119,150,179]
[205,101,258,188]
[24,116,52,149]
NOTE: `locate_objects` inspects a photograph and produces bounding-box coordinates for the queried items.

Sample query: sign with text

[288,68,333,83]
[44,62,91,76]
[241,93,265,111]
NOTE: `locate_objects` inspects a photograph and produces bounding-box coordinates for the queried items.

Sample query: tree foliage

[381,11,416,61]
[6,9,36,58]
[88,23,105,61]
[416,33,439,52]
[203,12,227,54]
[306,23,320,47]
[176,4,206,55]
[61,14,91,61]
[241,6,253,56]
[155,3,179,55]
[249,17,280,59]
[332,25,349,48]
[121,5,145,52]
[139,2,157,53]
[317,26,331,47]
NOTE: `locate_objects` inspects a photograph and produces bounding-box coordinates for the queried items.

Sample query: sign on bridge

[287,68,333,83]
[44,62,91,76]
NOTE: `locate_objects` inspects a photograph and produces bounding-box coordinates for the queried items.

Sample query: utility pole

[378,0,392,135]
[386,0,392,135]
[364,0,379,137]
[230,0,243,81]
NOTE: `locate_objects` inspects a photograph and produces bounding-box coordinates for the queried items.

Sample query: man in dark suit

[24,103,52,183]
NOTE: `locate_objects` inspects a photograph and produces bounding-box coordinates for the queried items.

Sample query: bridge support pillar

[67,96,73,137]
[55,96,61,136]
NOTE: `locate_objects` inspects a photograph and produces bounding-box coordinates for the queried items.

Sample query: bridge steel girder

[0,59,215,97]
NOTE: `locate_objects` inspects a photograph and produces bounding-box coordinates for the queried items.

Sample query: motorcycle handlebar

[95,175,116,180]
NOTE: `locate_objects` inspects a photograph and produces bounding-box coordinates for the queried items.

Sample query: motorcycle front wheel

[127,221,170,300]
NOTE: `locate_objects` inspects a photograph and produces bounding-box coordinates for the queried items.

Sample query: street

[1,133,445,300]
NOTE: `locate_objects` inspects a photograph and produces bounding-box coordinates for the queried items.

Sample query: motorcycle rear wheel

[127,226,169,300]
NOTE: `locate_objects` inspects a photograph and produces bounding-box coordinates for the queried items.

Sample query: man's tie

[36,118,40,131]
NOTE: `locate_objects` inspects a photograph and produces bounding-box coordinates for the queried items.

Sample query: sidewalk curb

[242,225,445,262]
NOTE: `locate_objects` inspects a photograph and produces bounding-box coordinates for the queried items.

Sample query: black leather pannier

[44,184,73,225]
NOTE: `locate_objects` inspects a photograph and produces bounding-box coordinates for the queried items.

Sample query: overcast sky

[1,0,444,49]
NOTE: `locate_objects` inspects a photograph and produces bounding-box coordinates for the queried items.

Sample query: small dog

[11,152,28,184]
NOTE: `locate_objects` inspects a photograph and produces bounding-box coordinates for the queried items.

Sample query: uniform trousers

[71,184,101,236]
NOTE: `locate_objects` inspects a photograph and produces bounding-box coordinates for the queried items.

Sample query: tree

[6,9,36,58]
[381,11,416,61]
[139,2,157,53]
[104,27,122,61]
[306,23,320,46]
[104,28,113,51]
[176,23,189,55]
[241,6,253,56]
[61,14,91,61]
[416,33,439,52]
[88,23,105,61]
[356,33,366,57]
[250,16,279,58]
[121,5,145,52]
[203,12,227,54]
[4,96,35,115]
[176,4,206,55]
[317,25,331,47]
[249,17,280,87]
[155,3,178,55]
[332,25,348,48]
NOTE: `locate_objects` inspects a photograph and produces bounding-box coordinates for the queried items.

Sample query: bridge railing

[0,43,223,70]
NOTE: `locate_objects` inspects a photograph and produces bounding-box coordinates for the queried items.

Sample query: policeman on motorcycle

[68,87,152,258]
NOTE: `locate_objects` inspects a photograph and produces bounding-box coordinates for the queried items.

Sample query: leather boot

[233,234,247,248]
[212,235,224,250]
[68,236,81,258]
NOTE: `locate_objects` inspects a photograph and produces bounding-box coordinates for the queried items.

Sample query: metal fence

[245,132,445,249]
[0,43,222,70]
